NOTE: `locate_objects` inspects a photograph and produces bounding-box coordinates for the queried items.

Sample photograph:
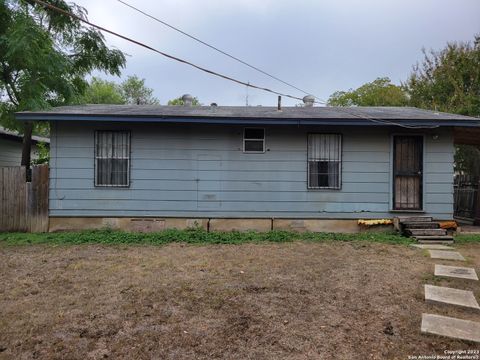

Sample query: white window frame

[94,130,131,187]
[243,127,265,153]
[307,133,342,190]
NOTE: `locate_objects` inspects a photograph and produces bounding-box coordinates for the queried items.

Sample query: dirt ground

[0,241,479,360]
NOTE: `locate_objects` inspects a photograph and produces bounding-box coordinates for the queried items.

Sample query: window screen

[95,131,130,187]
[307,134,342,189]
[244,128,265,152]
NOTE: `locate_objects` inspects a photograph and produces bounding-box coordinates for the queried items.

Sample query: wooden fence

[0,165,49,232]
[453,175,479,223]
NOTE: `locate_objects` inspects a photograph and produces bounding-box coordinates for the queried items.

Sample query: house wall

[49,121,454,220]
[0,138,23,167]
[0,138,41,167]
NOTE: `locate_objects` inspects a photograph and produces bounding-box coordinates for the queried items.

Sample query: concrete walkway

[424,284,480,310]
[434,264,479,281]
[412,243,480,342]
[428,250,465,261]
[421,314,480,343]
[410,244,453,250]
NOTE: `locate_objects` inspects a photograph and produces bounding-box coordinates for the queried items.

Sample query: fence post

[475,180,480,226]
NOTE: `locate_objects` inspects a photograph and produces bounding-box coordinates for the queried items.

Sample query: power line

[33,0,436,129]
[114,0,317,98]
[31,0,304,102]
[113,0,327,106]
[112,0,437,129]
[324,106,439,129]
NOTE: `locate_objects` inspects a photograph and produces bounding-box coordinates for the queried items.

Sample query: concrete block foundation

[208,218,272,232]
[273,219,361,233]
[49,217,394,233]
[49,217,208,232]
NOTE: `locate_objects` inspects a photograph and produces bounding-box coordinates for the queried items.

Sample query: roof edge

[0,126,49,144]
[14,112,480,128]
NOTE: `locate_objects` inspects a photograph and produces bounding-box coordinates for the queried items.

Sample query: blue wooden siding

[0,139,40,167]
[0,139,23,167]
[49,121,454,219]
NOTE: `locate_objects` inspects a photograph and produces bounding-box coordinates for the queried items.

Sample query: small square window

[244,128,265,153]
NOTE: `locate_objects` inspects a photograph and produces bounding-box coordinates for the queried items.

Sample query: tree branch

[1,63,20,106]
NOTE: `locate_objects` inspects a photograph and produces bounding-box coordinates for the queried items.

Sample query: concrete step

[408,229,447,236]
[403,222,440,229]
[416,235,454,244]
[398,216,433,223]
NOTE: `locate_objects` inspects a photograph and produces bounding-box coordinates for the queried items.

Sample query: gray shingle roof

[15,105,480,128]
[15,104,479,120]
[0,125,50,143]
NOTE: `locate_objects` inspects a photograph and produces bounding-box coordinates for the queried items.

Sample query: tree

[455,145,480,176]
[79,75,159,105]
[405,35,480,176]
[121,75,159,105]
[405,36,480,116]
[81,77,125,104]
[168,96,200,106]
[0,0,126,175]
[327,77,409,106]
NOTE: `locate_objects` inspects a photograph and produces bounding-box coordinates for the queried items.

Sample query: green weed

[0,228,413,246]
[454,234,480,244]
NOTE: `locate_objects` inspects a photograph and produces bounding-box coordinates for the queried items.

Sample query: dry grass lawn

[0,241,479,359]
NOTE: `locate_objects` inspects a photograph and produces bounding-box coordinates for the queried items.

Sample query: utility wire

[114,0,330,106]
[112,0,438,129]
[115,0,316,98]
[33,0,436,129]
[325,106,439,129]
[31,0,304,102]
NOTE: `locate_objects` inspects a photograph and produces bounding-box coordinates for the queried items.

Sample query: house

[0,125,49,167]
[15,98,480,233]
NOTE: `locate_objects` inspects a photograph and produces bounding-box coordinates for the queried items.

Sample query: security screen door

[393,135,423,210]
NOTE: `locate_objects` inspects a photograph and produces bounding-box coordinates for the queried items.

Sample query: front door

[393,135,423,210]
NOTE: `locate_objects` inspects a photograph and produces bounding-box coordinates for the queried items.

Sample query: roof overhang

[0,132,25,143]
[0,127,50,144]
[14,113,480,128]
[15,105,480,128]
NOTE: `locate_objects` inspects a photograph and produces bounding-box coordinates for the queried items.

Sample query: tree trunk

[21,122,33,182]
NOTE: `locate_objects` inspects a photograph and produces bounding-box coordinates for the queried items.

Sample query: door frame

[389,134,426,212]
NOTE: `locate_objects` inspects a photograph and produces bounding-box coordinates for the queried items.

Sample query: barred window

[95,131,130,187]
[243,128,265,153]
[307,134,342,189]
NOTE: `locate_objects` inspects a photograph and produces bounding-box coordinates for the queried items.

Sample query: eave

[14,113,480,128]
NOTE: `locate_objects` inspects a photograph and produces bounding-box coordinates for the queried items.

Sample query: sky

[75,0,480,107]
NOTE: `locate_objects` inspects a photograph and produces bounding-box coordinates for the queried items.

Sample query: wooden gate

[454,175,479,222]
[0,165,49,232]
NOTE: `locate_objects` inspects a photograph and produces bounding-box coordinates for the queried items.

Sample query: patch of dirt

[0,241,479,359]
